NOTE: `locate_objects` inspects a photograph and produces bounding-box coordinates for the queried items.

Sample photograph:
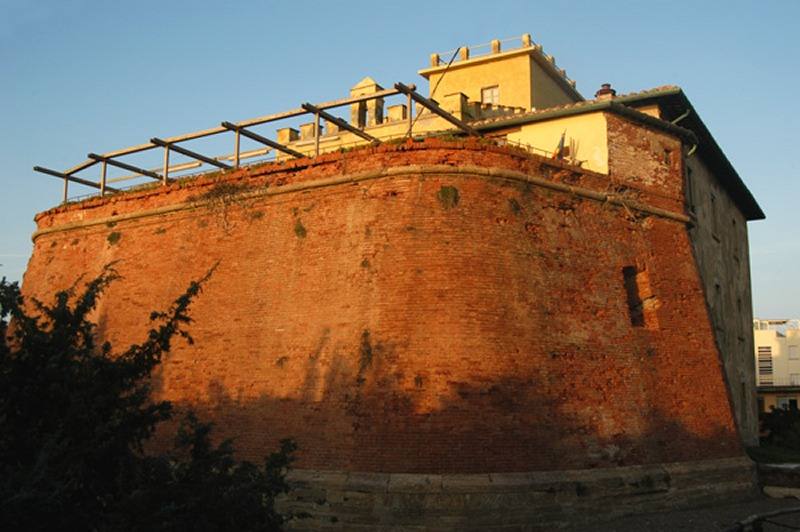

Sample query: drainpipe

[672,109,697,156]
[671,108,691,125]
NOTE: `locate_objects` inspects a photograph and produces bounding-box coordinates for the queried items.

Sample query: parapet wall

[24,138,742,476]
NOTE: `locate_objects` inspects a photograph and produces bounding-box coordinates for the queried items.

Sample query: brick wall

[22,137,743,474]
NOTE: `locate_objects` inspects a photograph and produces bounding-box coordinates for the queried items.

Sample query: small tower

[350,77,384,128]
[418,34,583,110]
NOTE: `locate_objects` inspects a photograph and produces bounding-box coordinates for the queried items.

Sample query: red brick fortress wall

[23,137,742,474]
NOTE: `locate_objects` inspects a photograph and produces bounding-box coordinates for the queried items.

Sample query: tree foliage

[0,266,295,531]
[761,405,800,450]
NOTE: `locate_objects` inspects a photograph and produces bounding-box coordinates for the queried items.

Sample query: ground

[564,495,800,531]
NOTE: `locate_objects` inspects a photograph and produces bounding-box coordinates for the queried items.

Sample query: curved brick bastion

[23,139,754,529]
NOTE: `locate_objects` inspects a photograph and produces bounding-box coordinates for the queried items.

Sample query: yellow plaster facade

[635,103,663,119]
[507,112,610,174]
[421,50,535,110]
[530,58,580,109]
[418,36,582,111]
[272,34,609,167]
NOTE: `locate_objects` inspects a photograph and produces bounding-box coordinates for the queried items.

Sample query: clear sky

[1,0,797,317]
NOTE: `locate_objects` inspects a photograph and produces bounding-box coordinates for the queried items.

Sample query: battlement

[426,33,578,91]
[419,33,583,110]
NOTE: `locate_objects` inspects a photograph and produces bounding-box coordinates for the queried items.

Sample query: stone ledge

[277,456,756,530]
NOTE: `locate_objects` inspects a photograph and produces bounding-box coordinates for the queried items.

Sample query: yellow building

[754,319,800,411]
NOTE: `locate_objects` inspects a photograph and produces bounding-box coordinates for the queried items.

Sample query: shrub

[0,266,294,531]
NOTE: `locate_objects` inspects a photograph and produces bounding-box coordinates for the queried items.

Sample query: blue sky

[1,0,797,317]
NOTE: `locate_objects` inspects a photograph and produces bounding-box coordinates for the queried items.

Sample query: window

[710,192,720,240]
[622,265,659,329]
[792,374,800,386]
[685,166,696,214]
[481,85,499,105]
[778,397,798,410]
[791,345,799,360]
[758,346,773,385]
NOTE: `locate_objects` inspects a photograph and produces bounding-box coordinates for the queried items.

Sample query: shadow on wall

[150,326,742,474]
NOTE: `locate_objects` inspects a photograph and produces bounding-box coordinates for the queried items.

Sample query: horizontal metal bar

[100,141,158,159]
[313,85,412,111]
[34,166,120,192]
[150,138,231,169]
[218,147,270,162]
[301,103,379,144]
[97,85,415,158]
[107,161,202,183]
[42,81,420,188]
[235,108,308,129]
[64,158,99,176]
[88,153,161,180]
[221,122,304,158]
[394,82,480,136]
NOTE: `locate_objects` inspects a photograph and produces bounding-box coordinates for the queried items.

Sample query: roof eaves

[623,88,764,221]
[473,98,697,145]
[472,86,765,221]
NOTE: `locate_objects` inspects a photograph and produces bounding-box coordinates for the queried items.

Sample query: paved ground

[564,495,800,531]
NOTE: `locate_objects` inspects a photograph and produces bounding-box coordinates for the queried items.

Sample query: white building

[754,319,800,411]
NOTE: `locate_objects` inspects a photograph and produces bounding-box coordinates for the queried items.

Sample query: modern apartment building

[754,319,800,411]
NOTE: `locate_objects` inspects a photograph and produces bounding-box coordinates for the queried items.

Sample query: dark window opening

[685,167,696,214]
[710,192,720,240]
[622,265,659,329]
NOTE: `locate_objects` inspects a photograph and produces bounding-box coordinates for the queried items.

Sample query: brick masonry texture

[23,135,744,475]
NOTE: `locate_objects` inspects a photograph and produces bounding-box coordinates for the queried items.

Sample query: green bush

[0,266,294,531]
[761,406,800,449]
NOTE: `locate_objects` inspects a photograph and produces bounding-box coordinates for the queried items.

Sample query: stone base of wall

[276,456,756,530]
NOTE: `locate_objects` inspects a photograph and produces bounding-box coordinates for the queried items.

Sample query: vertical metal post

[62,176,69,204]
[407,93,413,137]
[100,160,107,196]
[234,129,241,167]
[162,145,170,185]
[314,112,321,157]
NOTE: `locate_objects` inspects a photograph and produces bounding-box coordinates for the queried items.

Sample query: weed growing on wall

[437,186,460,209]
[294,219,307,238]
[191,181,254,233]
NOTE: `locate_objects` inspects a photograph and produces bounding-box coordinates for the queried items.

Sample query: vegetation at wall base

[747,407,800,465]
[747,445,800,465]
[0,266,295,531]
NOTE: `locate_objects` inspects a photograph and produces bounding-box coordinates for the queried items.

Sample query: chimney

[595,83,616,100]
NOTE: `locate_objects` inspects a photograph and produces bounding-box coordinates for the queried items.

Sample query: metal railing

[435,36,524,65]
[428,33,576,91]
[35,79,569,205]
[35,82,470,204]
[758,376,800,388]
